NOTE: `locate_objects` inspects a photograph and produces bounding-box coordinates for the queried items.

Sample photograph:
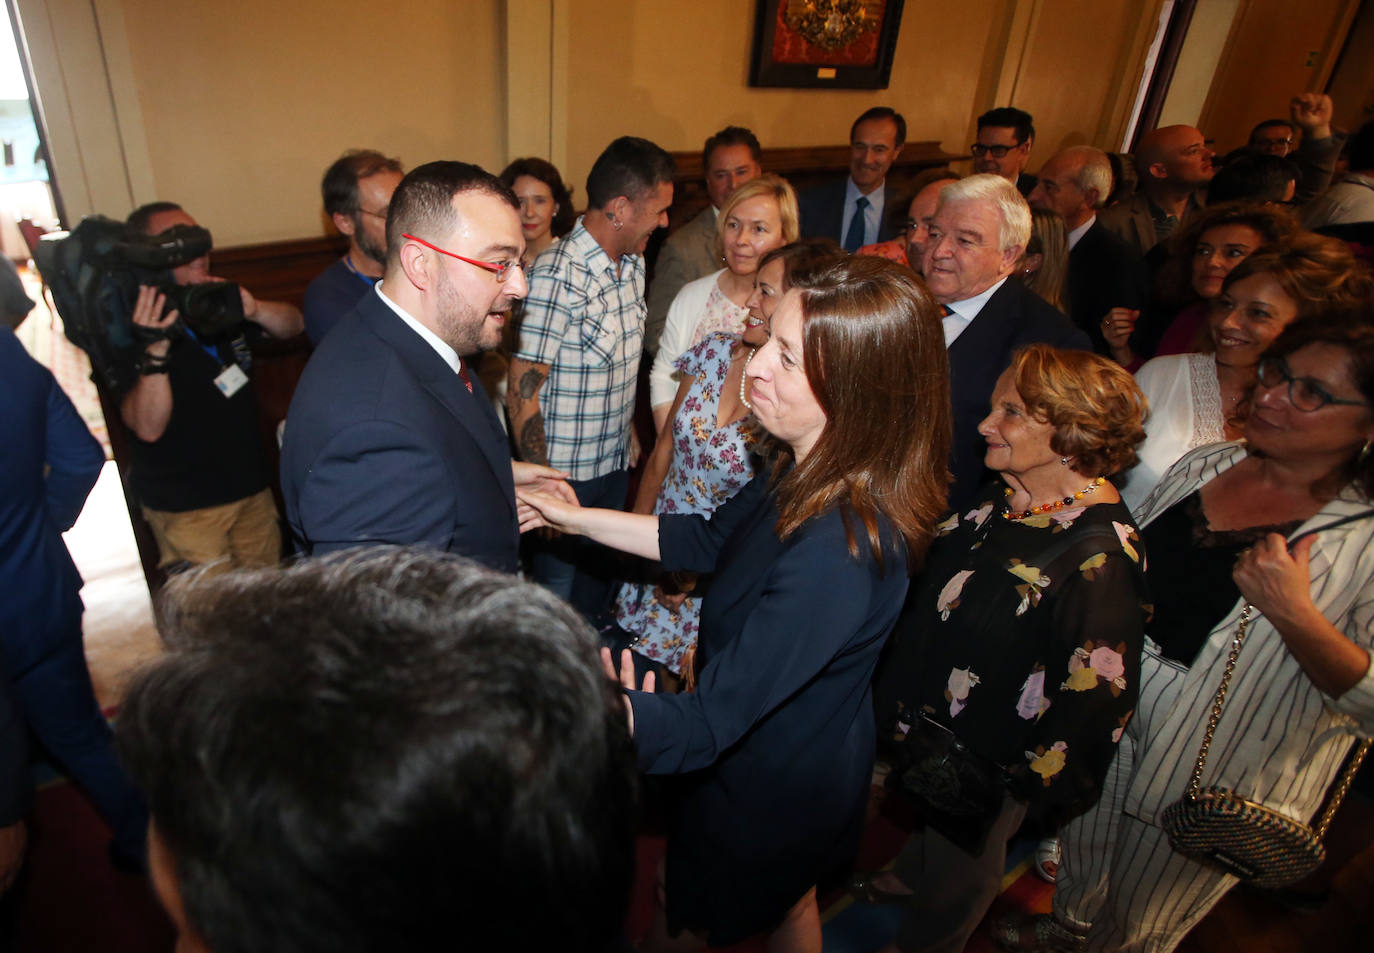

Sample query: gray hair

[1059,145,1113,209]
[936,173,1031,252]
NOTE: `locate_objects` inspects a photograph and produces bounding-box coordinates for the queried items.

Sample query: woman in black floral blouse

[857,344,1152,953]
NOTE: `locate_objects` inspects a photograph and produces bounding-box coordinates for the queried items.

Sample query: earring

[1360,440,1372,468]
[610,217,622,231]
[1060,456,1070,466]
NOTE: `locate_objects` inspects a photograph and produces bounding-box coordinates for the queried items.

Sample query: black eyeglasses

[1257,357,1372,412]
[970,142,1023,158]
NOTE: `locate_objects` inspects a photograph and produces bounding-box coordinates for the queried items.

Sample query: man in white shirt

[799,107,906,250]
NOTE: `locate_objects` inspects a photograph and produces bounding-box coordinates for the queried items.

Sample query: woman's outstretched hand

[601,647,656,736]
[517,486,582,534]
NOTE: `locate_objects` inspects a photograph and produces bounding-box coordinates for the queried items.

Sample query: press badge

[214,364,249,397]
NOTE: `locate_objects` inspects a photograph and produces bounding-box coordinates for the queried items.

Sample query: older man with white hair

[922,174,1089,508]
[1029,145,1148,352]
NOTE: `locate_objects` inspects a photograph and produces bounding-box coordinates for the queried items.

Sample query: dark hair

[321,149,403,217]
[116,549,638,953]
[1222,230,1374,319]
[977,107,1036,143]
[1153,201,1299,308]
[127,201,184,235]
[850,107,907,148]
[384,161,516,268]
[757,238,846,291]
[1263,316,1374,498]
[1009,344,1147,477]
[702,125,762,169]
[1347,119,1374,172]
[1249,118,1296,143]
[584,136,677,209]
[771,255,951,571]
[499,157,576,238]
[1206,153,1298,204]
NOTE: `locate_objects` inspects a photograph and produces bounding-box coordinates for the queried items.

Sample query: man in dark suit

[921,175,1090,509]
[798,106,906,250]
[281,161,572,573]
[1029,146,1148,352]
[0,327,147,870]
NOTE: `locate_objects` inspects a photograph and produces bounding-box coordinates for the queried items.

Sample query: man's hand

[0,820,26,895]
[131,284,179,360]
[1290,93,1333,140]
[511,461,578,505]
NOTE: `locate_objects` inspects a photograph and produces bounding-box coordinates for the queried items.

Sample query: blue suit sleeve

[43,371,103,531]
[293,419,456,553]
[657,471,770,572]
[630,515,885,774]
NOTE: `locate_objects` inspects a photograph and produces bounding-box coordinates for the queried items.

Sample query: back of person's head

[702,125,762,168]
[116,549,638,953]
[1206,153,1297,204]
[499,156,577,238]
[773,255,951,571]
[383,161,515,269]
[1025,207,1069,310]
[1007,344,1147,477]
[1105,152,1138,204]
[977,106,1035,143]
[1154,200,1299,306]
[321,149,403,218]
[1347,119,1374,173]
[127,201,185,235]
[850,106,907,147]
[714,173,801,257]
[937,173,1032,252]
[1060,145,1114,209]
[584,136,677,210]
[1223,230,1374,319]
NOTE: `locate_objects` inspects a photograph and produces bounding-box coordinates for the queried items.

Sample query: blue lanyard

[342,254,380,285]
[183,327,230,368]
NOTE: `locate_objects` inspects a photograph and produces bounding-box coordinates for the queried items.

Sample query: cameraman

[119,202,303,573]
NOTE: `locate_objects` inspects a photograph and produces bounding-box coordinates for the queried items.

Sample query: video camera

[33,215,245,393]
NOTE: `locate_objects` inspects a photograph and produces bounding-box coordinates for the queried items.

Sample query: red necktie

[457,364,474,394]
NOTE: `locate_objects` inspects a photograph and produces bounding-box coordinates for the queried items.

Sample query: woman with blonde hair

[650,173,800,433]
[1022,207,1070,311]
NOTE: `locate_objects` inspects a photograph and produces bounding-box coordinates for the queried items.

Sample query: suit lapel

[358,294,516,515]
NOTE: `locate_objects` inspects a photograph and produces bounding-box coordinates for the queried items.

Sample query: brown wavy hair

[1221,230,1374,319]
[1152,201,1299,310]
[767,255,952,572]
[1009,344,1148,477]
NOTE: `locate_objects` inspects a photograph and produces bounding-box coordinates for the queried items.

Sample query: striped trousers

[1053,647,1239,953]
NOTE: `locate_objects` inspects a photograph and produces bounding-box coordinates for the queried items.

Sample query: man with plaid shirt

[508,136,675,618]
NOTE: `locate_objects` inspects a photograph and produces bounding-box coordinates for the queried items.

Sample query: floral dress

[614,333,761,674]
[690,281,749,347]
[874,482,1151,824]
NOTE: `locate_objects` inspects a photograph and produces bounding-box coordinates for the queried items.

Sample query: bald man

[1097,125,1214,257]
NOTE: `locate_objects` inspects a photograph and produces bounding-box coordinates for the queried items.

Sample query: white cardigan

[1124,441,1374,825]
[649,269,728,409]
[1120,353,1225,515]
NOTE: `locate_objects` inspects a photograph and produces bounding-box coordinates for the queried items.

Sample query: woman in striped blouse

[995,316,1374,953]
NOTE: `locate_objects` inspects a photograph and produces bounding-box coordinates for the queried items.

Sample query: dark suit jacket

[797,177,903,245]
[281,290,519,572]
[1066,222,1149,352]
[0,327,103,676]
[947,280,1091,510]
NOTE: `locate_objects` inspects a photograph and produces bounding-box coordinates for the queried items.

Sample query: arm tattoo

[519,412,549,466]
[518,367,546,400]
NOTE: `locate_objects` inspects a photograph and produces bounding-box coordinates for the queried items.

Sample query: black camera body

[34,215,245,393]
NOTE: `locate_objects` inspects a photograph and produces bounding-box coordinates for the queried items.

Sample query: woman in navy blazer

[519,256,951,951]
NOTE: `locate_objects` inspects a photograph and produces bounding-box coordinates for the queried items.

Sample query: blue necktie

[844,196,870,252]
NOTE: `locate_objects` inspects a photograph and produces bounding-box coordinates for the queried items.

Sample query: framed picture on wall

[749,0,905,89]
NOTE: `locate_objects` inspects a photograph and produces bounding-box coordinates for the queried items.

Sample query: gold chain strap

[1183,602,1372,832]
[1186,604,1253,800]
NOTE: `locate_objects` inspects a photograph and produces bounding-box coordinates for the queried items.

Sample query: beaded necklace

[1002,476,1106,521]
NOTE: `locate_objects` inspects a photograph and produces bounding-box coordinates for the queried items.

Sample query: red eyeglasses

[402,233,524,282]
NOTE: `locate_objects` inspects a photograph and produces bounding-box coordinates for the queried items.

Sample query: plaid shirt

[514,218,645,480]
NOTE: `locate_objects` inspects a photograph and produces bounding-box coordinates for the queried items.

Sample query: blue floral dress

[614,333,761,674]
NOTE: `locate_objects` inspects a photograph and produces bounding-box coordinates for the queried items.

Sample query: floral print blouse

[875,481,1150,824]
[613,333,761,674]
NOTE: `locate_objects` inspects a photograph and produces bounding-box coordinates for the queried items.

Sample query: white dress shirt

[941,277,1008,347]
[375,282,465,376]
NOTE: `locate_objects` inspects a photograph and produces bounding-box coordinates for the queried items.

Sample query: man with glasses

[972,107,1038,197]
[798,106,906,250]
[281,161,573,572]
[303,149,404,345]
[507,136,676,618]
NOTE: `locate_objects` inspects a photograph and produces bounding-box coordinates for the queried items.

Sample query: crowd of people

[3,87,1374,953]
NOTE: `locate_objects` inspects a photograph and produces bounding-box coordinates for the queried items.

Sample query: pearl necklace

[738,349,755,409]
[1002,476,1106,521]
